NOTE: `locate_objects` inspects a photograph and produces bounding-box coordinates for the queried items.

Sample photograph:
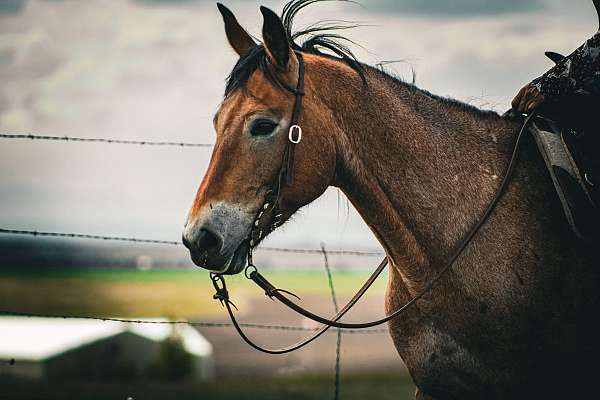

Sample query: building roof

[0,316,212,361]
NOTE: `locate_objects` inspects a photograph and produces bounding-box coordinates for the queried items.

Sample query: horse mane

[370,66,504,119]
[225,0,365,97]
[224,0,503,119]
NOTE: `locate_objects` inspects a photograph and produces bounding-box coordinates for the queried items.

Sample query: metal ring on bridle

[210,273,225,289]
[245,264,258,280]
[288,125,302,144]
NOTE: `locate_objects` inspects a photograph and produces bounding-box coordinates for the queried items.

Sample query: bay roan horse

[183,1,599,398]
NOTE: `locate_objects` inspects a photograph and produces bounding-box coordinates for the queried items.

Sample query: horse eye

[250,119,278,136]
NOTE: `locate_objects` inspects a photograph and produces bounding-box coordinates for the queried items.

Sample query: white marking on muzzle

[184,202,254,268]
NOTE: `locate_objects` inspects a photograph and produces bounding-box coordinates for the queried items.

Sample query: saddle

[528,115,599,240]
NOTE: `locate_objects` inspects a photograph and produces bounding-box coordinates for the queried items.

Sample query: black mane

[225,0,364,96]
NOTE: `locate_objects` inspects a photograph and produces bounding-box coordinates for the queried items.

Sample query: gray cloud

[363,0,545,16]
[0,0,26,14]
[0,0,591,252]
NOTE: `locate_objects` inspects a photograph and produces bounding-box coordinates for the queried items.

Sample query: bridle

[210,50,537,354]
[245,51,306,253]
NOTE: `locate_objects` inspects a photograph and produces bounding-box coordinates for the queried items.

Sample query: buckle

[288,125,302,144]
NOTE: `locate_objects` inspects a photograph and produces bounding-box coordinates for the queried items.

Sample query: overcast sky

[0,0,598,254]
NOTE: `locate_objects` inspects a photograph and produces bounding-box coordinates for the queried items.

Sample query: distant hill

[0,237,193,270]
[0,236,381,271]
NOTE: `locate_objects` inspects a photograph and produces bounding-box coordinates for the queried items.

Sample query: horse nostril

[182,234,193,251]
[196,228,222,254]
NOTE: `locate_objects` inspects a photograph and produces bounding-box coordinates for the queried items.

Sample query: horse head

[183,3,350,274]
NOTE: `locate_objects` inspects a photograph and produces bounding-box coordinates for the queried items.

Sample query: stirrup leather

[529,116,598,240]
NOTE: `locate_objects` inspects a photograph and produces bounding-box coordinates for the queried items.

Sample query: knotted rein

[210,51,537,354]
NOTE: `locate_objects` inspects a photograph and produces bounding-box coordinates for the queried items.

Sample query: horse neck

[316,66,520,287]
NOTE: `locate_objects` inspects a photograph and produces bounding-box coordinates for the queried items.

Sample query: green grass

[0,268,387,291]
[0,268,388,318]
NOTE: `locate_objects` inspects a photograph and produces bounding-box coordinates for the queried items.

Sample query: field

[2,373,416,400]
[0,268,415,400]
[0,268,388,317]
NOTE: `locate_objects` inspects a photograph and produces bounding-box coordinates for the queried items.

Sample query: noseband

[211,50,538,354]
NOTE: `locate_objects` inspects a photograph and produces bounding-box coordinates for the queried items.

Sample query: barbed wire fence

[321,244,343,400]
[0,310,386,335]
[0,133,213,147]
[0,132,389,399]
[0,227,383,257]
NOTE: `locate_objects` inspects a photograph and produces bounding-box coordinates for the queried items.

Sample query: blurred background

[0,0,597,399]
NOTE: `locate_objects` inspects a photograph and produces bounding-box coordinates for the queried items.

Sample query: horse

[182,1,600,398]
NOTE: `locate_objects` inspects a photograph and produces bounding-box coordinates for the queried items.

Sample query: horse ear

[594,0,600,30]
[260,6,291,69]
[217,3,255,56]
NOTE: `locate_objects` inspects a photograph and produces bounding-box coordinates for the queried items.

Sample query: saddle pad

[529,117,597,239]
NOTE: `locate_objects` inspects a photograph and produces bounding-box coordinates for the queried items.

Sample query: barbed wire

[0,133,213,148]
[1,132,388,386]
[262,246,382,257]
[321,245,342,400]
[0,228,384,257]
[0,132,384,257]
[0,228,180,245]
[0,310,387,334]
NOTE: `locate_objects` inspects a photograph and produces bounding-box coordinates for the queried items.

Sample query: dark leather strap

[212,258,387,354]
[286,52,305,185]
[246,53,305,253]
[278,52,305,190]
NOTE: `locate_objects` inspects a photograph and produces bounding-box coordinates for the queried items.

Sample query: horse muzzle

[183,202,253,274]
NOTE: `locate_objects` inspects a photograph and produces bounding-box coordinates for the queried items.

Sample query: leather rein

[210,51,537,354]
